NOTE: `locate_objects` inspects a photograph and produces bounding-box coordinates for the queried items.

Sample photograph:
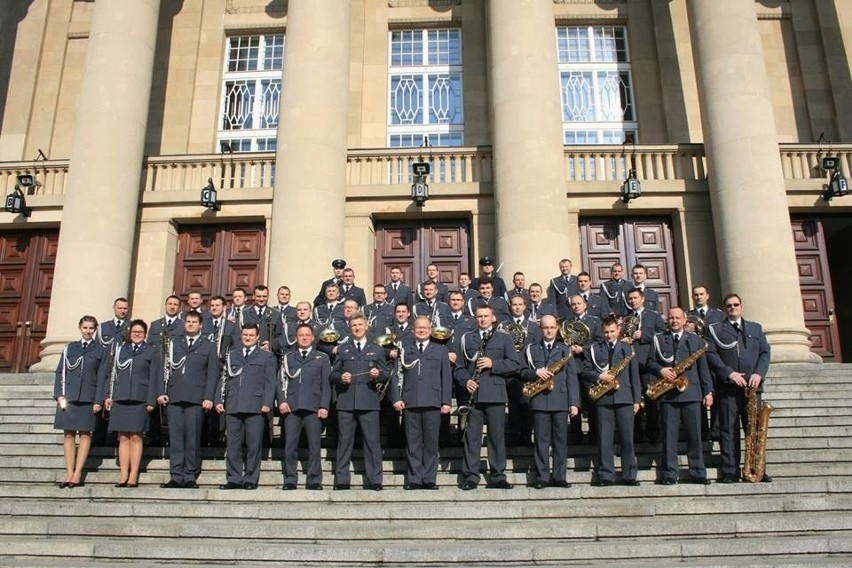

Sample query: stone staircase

[1,365,852,566]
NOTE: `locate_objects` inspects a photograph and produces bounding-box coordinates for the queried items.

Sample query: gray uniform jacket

[276,348,332,412]
[156,336,220,404]
[520,341,580,411]
[580,341,641,406]
[215,348,277,414]
[390,341,452,408]
[96,342,157,404]
[645,331,713,403]
[330,340,390,411]
[705,320,771,393]
[54,341,107,402]
[453,329,521,404]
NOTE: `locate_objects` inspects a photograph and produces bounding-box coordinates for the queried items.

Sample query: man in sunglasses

[705,294,772,483]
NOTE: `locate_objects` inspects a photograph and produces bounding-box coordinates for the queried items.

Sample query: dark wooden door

[374,220,470,291]
[580,217,679,314]
[173,224,266,302]
[792,218,842,362]
[0,230,58,372]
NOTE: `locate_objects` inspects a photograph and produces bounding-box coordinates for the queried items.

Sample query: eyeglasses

[725,303,741,308]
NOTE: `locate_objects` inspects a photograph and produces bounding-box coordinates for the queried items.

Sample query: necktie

[398,325,405,332]
[531,304,538,318]
[328,304,333,312]
[583,293,588,301]
[132,344,139,353]
[214,320,220,333]
[244,348,250,358]
[461,288,467,294]
[116,320,123,328]
[672,333,679,350]
[301,350,308,360]
[733,322,741,333]
[393,283,398,291]
[564,275,569,283]
[699,308,706,318]
[546,343,553,354]
[607,342,616,365]
[355,342,362,353]
[453,314,460,321]
[515,318,522,325]
[235,307,241,316]
[167,318,174,326]
[188,337,195,348]
[82,341,89,349]
[418,342,425,353]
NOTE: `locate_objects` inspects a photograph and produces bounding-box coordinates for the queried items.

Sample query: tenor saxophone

[742,386,773,483]
[588,347,635,401]
[522,353,572,398]
[645,341,709,401]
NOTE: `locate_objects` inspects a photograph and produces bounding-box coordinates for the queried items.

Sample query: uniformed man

[646,307,714,485]
[277,324,331,490]
[581,317,641,486]
[622,264,661,314]
[527,283,556,323]
[156,311,219,488]
[273,286,297,323]
[576,272,607,321]
[386,266,412,307]
[391,316,452,490]
[566,293,602,444]
[415,263,449,303]
[471,257,507,298]
[503,295,540,446]
[314,258,347,307]
[186,291,214,334]
[203,295,236,446]
[467,278,510,321]
[272,301,319,355]
[521,315,580,488]
[243,285,277,349]
[330,313,389,490]
[567,294,603,343]
[687,284,725,441]
[599,262,630,317]
[504,272,530,304]
[215,324,277,490]
[316,298,360,359]
[457,272,477,303]
[412,280,452,325]
[455,306,521,490]
[339,268,367,307]
[364,284,395,332]
[625,287,666,443]
[705,294,772,483]
[547,258,580,308]
[97,297,129,346]
[147,295,184,344]
[227,287,249,329]
[446,290,475,336]
[313,282,346,335]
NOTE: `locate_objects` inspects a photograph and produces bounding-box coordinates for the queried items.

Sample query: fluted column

[268,0,350,300]
[486,0,570,283]
[688,0,818,363]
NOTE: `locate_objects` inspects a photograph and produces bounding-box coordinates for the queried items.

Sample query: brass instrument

[619,314,641,339]
[264,309,274,347]
[645,341,709,401]
[742,386,773,483]
[685,314,706,337]
[523,321,591,399]
[374,331,398,401]
[318,321,341,343]
[430,312,452,344]
[457,327,495,419]
[588,347,635,401]
[497,321,526,352]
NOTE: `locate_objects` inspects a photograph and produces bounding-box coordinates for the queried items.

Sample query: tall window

[557,26,636,145]
[388,29,464,148]
[218,34,284,153]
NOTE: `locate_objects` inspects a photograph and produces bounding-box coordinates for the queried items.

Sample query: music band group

[53,256,772,491]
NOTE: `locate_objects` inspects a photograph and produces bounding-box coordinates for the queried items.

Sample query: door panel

[792,218,841,362]
[0,230,58,372]
[374,220,470,291]
[580,217,679,315]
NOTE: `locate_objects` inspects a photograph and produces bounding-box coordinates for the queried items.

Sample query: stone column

[486,0,570,283]
[688,0,817,363]
[32,0,160,371]
[268,0,350,301]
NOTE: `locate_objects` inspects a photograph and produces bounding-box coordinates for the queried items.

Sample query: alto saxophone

[522,353,571,398]
[645,341,709,401]
[588,347,635,401]
[742,386,773,482]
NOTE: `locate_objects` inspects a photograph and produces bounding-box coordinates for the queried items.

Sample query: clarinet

[457,326,495,419]
[159,321,171,429]
[219,352,230,411]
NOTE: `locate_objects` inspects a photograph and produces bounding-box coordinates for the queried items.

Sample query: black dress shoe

[551,480,571,488]
[114,482,128,488]
[127,483,139,488]
[333,484,350,491]
[760,474,773,483]
[243,483,257,490]
[423,483,438,490]
[160,479,182,489]
[592,479,613,487]
[306,484,323,491]
[282,483,297,490]
[67,482,83,488]
[58,482,71,489]
[404,483,423,490]
[460,481,477,491]
[531,481,548,490]
[183,481,199,489]
[219,482,243,490]
[370,484,383,491]
[719,475,739,484]
[622,479,640,487]
[487,480,513,489]
[691,477,711,485]
[660,479,677,486]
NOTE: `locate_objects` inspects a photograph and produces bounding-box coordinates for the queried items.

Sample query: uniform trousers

[225,413,266,485]
[659,401,705,481]
[167,403,204,484]
[595,403,637,482]
[402,407,441,486]
[283,410,323,486]
[461,403,507,484]
[717,388,756,477]
[335,410,382,486]
[532,410,568,484]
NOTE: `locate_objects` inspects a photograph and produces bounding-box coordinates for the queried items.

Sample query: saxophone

[742,386,773,482]
[645,341,709,401]
[523,321,591,399]
[588,347,635,401]
[522,352,572,398]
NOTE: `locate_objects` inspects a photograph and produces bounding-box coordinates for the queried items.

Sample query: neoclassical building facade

[0,0,850,372]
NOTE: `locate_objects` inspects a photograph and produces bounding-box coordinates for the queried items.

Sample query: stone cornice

[226,0,287,15]
[388,0,460,7]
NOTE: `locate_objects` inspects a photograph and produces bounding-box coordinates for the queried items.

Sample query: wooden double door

[579,216,679,314]
[0,230,58,372]
[374,220,470,292]
[172,224,266,302]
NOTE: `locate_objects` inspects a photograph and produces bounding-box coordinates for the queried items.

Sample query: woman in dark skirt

[54,315,107,488]
[99,319,157,487]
